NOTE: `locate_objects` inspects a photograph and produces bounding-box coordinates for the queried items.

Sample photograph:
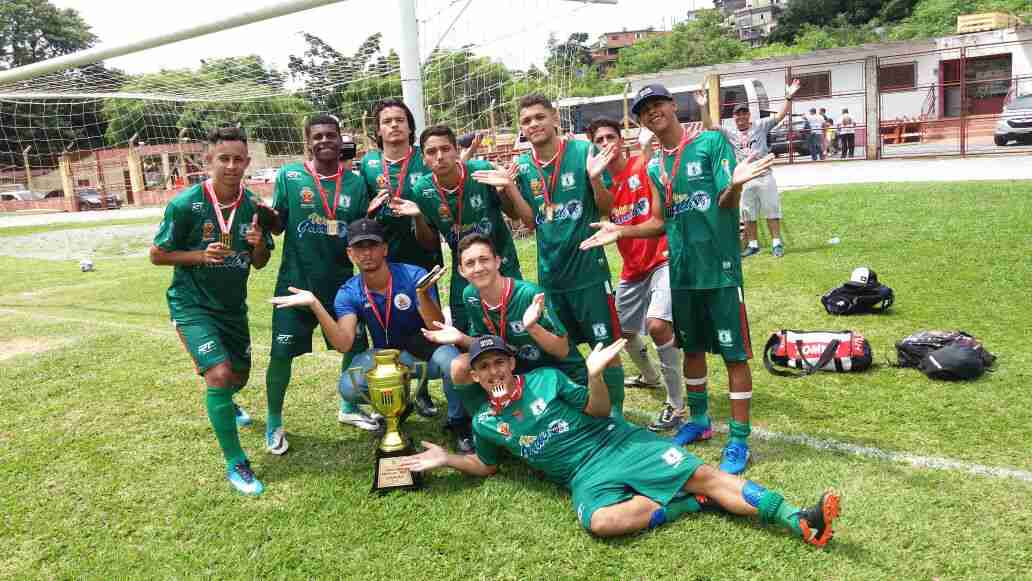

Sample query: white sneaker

[338,406,381,432]
[266,427,289,455]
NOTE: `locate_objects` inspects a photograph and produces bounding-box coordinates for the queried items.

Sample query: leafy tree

[0,0,96,70]
[545,32,593,76]
[769,0,918,44]
[890,0,1032,39]
[612,10,748,77]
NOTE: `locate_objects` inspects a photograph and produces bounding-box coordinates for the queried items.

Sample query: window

[879,63,917,92]
[795,72,831,99]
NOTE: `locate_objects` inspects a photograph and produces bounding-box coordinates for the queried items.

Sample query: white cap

[848,267,874,286]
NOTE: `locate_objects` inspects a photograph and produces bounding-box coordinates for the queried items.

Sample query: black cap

[631,84,674,117]
[347,218,385,246]
[733,104,750,114]
[469,335,514,366]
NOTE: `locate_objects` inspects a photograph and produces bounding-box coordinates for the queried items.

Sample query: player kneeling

[399,335,841,545]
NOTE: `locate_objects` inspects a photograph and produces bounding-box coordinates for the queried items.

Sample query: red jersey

[608,155,669,282]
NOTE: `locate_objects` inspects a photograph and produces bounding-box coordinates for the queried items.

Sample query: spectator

[839,109,855,159]
[819,108,835,158]
[804,108,824,161]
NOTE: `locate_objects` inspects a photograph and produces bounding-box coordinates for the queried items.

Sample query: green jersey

[358,147,442,271]
[646,131,741,290]
[153,183,274,315]
[515,139,610,291]
[411,159,522,306]
[463,279,587,384]
[472,367,635,485]
[272,161,368,304]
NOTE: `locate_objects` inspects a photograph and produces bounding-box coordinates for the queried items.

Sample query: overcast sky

[50,0,712,74]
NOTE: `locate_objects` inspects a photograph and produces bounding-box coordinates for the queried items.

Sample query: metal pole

[22,146,34,191]
[959,47,967,158]
[398,0,426,136]
[0,0,349,85]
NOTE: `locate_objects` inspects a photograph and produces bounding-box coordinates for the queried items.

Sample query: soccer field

[2,180,1031,579]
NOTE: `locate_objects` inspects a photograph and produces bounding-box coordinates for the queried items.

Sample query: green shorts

[550,281,622,346]
[670,286,753,362]
[270,301,367,359]
[571,429,704,530]
[172,310,251,376]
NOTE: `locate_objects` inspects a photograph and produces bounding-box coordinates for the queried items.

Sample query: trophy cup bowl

[348,349,427,493]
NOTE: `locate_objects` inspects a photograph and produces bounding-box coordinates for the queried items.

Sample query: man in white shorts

[699,80,799,258]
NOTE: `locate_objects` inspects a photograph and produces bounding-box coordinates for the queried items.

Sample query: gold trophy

[348,349,427,493]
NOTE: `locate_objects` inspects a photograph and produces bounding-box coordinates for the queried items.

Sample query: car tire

[994,135,1008,146]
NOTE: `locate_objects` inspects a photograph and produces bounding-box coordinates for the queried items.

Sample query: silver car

[994,95,1032,146]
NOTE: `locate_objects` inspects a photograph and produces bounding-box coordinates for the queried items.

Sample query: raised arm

[583,339,628,417]
[398,440,498,477]
[773,79,801,126]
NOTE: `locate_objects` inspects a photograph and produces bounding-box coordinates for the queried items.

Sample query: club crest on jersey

[376,175,388,189]
[530,398,546,416]
[530,179,543,197]
[470,194,484,209]
[718,329,733,346]
[628,174,641,190]
[438,205,452,223]
[498,422,512,438]
[409,173,422,187]
[560,172,575,190]
[300,187,315,206]
[394,293,412,310]
[518,344,541,361]
[191,201,204,214]
[202,221,215,241]
[684,161,703,178]
[592,323,608,340]
[509,320,526,334]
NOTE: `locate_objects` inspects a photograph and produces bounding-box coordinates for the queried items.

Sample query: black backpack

[821,268,894,315]
[895,330,995,371]
[918,344,990,381]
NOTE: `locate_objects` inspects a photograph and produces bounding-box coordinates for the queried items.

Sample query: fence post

[59,154,77,212]
[959,47,967,157]
[706,74,720,127]
[127,134,145,206]
[865,56,881,160]
[786,66,794,164]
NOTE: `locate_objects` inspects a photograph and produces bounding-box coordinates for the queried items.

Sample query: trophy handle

[346,366,373,406]
[408,361,429,400]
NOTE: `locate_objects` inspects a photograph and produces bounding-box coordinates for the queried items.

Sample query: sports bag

[918,344,988,381]
[821,267,894,315]
[896,330,995,379]
[763,330,873,377]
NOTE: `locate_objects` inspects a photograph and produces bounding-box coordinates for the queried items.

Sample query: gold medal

[220,232,231,247]
[326,220,338,236]
[544,203,555,222]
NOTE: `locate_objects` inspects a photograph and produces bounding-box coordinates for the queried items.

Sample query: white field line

[710,423,1032,483]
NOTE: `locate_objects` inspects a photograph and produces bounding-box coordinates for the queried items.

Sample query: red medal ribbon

[489,375,525,415]
[530,138,566,210]
[363,268,394,346]
[481,277,514,343]
[203,178,244,242]
[431,161,466,232]
[382,148,414,200]
[303,161,344,220]
[661,130,698,209]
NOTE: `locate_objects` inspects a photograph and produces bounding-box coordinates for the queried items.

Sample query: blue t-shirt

[334,262,438,349]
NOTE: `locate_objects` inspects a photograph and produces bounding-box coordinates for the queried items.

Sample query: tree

[613,10,748,77]
[890,0,1032,39]
[545,32,593,76]
[0,0,97,70]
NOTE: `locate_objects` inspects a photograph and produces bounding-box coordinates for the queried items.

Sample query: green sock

[265,357,293,432]
[729,419,751,445]
[685,389,710,425]
[756,489,802,535]
[665,494,702,520]
[602,366,625,417]
[206,387,246,469]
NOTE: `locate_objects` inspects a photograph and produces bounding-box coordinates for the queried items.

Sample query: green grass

[0,216,158,239]
[2,180,1031,579]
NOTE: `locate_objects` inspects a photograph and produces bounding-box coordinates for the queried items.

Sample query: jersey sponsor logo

[592,323,608,340]
[197,341,216,355]
[668,191,711,216]
[533,200,583,226]
[498,422,511,438]
[445,217,493,245]
[202,221,215,241]
[530,398,546,416]
[300,187,315,206]
[610,197,650,225]
[207,251,251,270]
[276,333,294,345]
[286,170,302,180]
[548,419,569,434]
[662,447,685,467]
[517,344,541,361]
[297,213,346,239]
[518,419,570,458]
[518,435,536,447]
[394,293,412,310]
[718,329,733,347]
[191,201,204,214]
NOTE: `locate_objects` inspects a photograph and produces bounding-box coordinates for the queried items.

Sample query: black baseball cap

[469,335,514,366]
[347,218,385,246]
[733,104,750,114]
[631,84,674,117]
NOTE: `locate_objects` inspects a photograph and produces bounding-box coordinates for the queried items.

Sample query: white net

[0,0,596,198]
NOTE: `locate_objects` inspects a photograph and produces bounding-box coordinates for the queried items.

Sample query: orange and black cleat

[798,490,841,548]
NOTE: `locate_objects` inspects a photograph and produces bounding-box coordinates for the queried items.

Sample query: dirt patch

[0,338,59,361]
[0,224,157,261]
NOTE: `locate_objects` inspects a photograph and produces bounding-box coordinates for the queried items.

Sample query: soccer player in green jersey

[580,84,775,475]
[395,124,533,333]
[264,115,380,454]
[398,335,841,545]
[358,98,442,273]
[421,233,588,415]
[150,126,274,495]
[511,94,626,417]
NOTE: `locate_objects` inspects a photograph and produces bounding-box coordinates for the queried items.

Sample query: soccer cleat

[266,427,289,455]
[797,490,841,548]
[772,243,785,258]
[741,246,760,258]
[672,420,713,445]
[719,441,750,475]
[227,460,264,496]
[414,390,439,418]
[338,401,382,432]
[446,421,475,455]
[648,403,687,432]
[625,373,661,389]
[234,404,252,428]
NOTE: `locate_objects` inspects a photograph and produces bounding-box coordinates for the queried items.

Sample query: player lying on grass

[398,335,841,544]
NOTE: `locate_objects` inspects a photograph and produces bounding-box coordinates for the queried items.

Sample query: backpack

[895,330,995,376]
[763,330,873,377]
[821,267,894,315]
[918,344,989,381]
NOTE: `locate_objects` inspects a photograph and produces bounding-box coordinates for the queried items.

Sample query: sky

[50,0,712,75]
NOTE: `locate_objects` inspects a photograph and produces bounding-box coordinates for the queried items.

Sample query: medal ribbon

[481,277,514,343]
[530,138,566,210]
[431,162,466,232]
[661,130,698,209]
[303,161,344,220]
[382,148,414,200]
[203,178,244,243]
[363,269,394,346]
[489,375,525,415]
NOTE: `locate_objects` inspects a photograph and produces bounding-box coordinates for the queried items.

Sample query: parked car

[0,189,45,202]
[768,115,813,157]
[994,95,1032,146]
[77,189,122,211]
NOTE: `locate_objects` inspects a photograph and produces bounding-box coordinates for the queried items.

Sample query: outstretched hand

[579,221,621,251]
[471,169,513,188]
[522,293,546,328]
[367,190,390,216]
[388,197,422,218]
[693,89,708,107]
[397,440,449,472]
[731,152,775,188]
[586,338,628,378]
[421,320,464,345]
[786,79,801,99]
[586,143,616,179]
[269,286,317,309]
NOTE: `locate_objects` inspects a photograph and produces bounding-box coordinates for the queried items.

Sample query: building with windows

[590,28,670,74]
[733,0,789,46]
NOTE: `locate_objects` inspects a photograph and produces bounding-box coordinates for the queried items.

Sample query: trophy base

[371,446,423,494]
